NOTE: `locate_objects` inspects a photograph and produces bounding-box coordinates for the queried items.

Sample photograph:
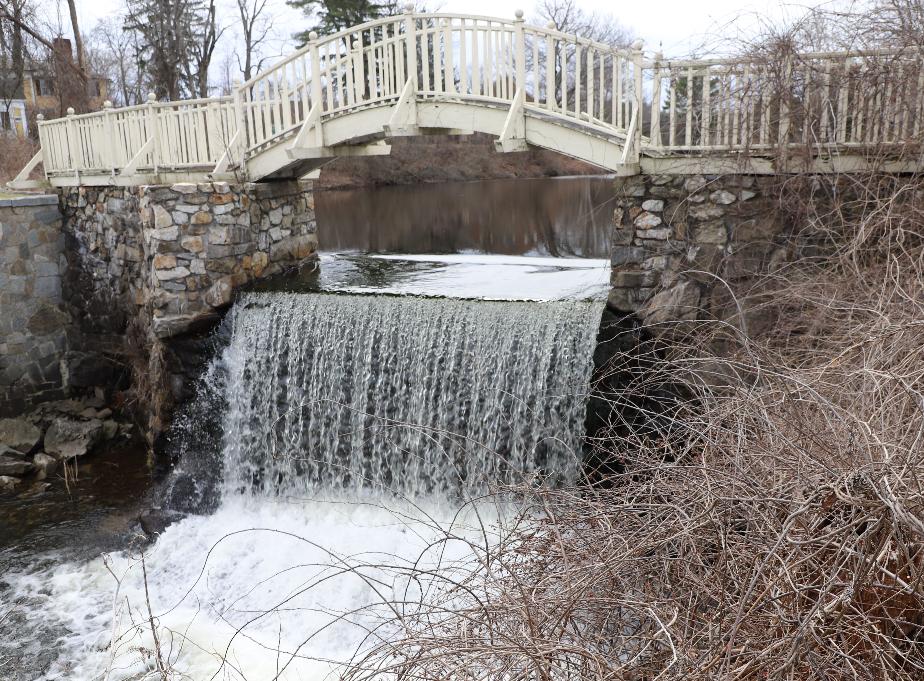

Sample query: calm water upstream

[0,175,615,680]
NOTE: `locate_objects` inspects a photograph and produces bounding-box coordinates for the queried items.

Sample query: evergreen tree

[124,0,206,100]
[286,0,401,45]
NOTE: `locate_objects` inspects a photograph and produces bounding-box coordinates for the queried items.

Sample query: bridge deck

[11,11,924,188]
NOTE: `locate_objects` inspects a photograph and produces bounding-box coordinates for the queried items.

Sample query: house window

[35,78,54,97]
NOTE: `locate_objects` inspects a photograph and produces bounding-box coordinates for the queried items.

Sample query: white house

[0,99,29,136]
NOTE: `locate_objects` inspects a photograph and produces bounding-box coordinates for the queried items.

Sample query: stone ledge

[0,194,59,208]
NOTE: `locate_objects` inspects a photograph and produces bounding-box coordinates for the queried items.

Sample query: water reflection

[315,176,617,258]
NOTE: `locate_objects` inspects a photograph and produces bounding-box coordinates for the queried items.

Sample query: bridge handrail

[38,95,240,176]
[642,46,924,151]
[238,8,644,156]
[22,9,924,183]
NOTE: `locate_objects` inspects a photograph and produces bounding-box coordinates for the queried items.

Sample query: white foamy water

[6,292,603,680]
[9,495,502,680]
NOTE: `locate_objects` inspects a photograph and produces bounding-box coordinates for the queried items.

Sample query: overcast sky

[49,0,831,77]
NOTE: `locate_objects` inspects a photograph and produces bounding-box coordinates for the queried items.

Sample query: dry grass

[0,134,39,186]
[335,173,924,680]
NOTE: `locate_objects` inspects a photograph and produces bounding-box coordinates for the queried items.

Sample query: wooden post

[103,100,116,172]
[545,21,556,111]
[404,3,418,86]
[231,78,247,171]
[65,107,79,175]
[779,55,792,149]
[146,92,160,173]
[514,10,526,91]
[308,31,323,112]
[35,113,46,176]
[352,39,365,103]
[631,39,644,159]
[651,51,663,146]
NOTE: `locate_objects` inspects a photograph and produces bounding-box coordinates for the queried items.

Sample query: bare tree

[0,1,89,113]
[183,0,224,98]
[89,17,144,105]
[65,0,84,72]
[0,0,29,116]
[534,0,632,47]
[235,0,273,82]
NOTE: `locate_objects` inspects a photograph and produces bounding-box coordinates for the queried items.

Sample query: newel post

[352,39,365,102]
[231,78,247,166]
[514,10,526,91]
[64,107,82,176]
[651,51,663,147]
[404,3,417,85]
[103,100,116,172]
[308,31,323,111]
[546,21,557,110]
[631,39,645,160]
[146,92,160,172]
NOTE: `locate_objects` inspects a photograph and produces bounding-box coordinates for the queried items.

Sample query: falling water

[221,292,602,498]
[5,290,605,680]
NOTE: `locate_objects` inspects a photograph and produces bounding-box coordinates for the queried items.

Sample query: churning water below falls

[5,284,606,680]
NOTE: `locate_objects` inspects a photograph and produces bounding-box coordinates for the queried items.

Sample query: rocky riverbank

[0,396,135,494]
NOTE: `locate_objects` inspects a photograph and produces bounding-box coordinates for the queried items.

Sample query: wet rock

[33,452,58,480]
[139,508,185,537]
[21,481,51,496]
[0,444,27,460]
[44,417,104,460]
[102,420,119,440]
[0,455,33,476]
[0,475,20,491]
[0,418,43,453]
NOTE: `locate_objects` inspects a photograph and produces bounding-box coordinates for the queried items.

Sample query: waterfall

[219,292,603,498]
[7,290,606,681]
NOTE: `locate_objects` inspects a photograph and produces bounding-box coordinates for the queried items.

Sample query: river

[0,175,616,680]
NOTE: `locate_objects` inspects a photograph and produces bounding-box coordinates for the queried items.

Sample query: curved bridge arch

[19,9,923,188]
[237,11,644,180]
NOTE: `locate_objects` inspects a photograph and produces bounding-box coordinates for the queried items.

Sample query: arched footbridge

[12,9,924,188]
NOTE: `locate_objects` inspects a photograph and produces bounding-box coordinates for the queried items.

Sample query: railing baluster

[514,10,526,93]
[443,20,454,94]
[545,25,555,111]
[668,70,676,147]
[651,51,663,146]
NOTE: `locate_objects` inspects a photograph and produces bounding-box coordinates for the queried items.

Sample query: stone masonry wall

[0,196,70,415]
[61,180,318,339]
[609,174,790,334]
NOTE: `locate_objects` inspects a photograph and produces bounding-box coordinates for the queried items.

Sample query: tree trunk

[66,0,85,72]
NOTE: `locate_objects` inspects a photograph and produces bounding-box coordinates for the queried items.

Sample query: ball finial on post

[546,21,557,30]
[147,92,157,102]
[631,39,644,51]
[36,113,44,122]
[308,31,318,41]
[515,9,524,19]
[66,107,75,116]
[104,100,113,109]
[404,2,414,12]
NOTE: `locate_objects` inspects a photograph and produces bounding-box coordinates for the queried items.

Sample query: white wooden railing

[22,8,924,185]
[39,95,241,178]
[236,10,642,154]
[645,48,924,153]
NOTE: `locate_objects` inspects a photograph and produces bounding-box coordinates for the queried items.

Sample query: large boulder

[44,418,104,460]
[0,418,43,453]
